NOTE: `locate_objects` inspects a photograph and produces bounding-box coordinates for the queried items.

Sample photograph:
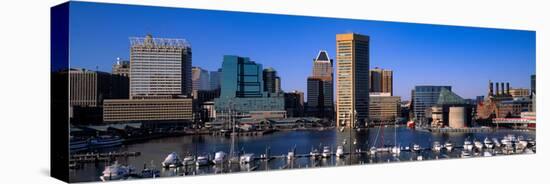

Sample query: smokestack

[495,82,500,96]
[489,81,494,96]
[501,83,505,96]
[506,82,510,95]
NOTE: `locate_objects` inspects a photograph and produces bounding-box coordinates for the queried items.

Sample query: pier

[211,129,276,137]
[70,151,141,164]
[426,127,495,133]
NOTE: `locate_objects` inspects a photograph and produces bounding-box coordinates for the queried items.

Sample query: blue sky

[69,2,535,100]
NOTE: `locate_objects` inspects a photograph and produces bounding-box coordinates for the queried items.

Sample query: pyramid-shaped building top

[437,87,466,105]
[316,50,330,61]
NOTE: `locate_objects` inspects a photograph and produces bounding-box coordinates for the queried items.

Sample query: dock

[70,151,141,164]
[427,127,495,133]
[212,129,276,137]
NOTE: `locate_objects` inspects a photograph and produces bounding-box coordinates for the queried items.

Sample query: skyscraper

[336,33,370,127]
[209,68,222,90]
[129,34,192,99]
[220,55,263,98]
[192,66,210,91]
[370,67,393,95]
[263,67,280,94]
[274,76,282,93]
[307,50,334,119]
[214,55,285,119]
[312,50,333,78]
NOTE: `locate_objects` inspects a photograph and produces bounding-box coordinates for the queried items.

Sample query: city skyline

[68,2,535,100]
[52,2,537,182]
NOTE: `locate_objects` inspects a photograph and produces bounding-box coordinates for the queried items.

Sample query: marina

[68,126,535,182]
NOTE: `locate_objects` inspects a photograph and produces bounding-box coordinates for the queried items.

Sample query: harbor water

[69,126,535,182]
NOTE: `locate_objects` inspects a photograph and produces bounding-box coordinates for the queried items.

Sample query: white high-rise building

[129,34,192,99]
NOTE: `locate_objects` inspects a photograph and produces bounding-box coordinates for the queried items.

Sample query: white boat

[196,155,211,166]
[336,146,344,158]
[412,144,421,152]
[370,146,377,155]
[432,141,442,152]
[517,140,528,150]
[182,156,195,166]
[474,140,484,150]
[239,153,255,164]
[99,161,130,181]
[484,137,494,149]
[463,140,474,151]
[391,146,401,155]
[213,151,227,164]
[310,149,320,159]
[506,134,517,143]
[444,141,453,151]
[461,151,472,158]
[501,136,513,154]
[353,139,358,145]
[162,152,182,168]
[322,146,331,158]
[89,135,123,148]
[287,151,295,160]
[502,139,514,154]
[492,138,501,147]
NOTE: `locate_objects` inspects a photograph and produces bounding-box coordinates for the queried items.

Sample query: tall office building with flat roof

[336,33,370,127]
[370,67,393,95]
[129,34,192,99]
[263,67,281,94]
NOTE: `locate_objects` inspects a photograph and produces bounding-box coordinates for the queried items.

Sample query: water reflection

[69,126,535,182]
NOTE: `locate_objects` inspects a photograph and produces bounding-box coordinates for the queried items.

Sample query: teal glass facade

[215,55,284,116]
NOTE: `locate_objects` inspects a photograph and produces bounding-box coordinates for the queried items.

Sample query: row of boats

[99,134,535,181]
[307,146,346,159]
[307,134,536,159]
[160,151,258,169]
[99,161,160,182]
